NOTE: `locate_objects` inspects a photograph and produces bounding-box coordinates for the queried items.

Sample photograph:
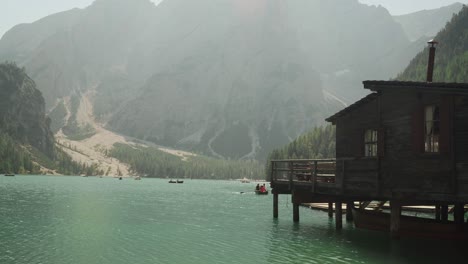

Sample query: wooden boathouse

[270,41,468,238]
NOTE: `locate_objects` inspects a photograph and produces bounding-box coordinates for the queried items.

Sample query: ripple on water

[0,177,466,264]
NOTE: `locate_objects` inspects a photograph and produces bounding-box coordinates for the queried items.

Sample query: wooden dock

[270,159,468,239]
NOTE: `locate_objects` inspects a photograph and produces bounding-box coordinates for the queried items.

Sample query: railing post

[311,160,318,192]
[270,161,275,182]
[289,161,293,190]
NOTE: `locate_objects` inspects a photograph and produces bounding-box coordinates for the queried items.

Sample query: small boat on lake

[352,207,468,240]
[240,177,250,183]
[169,180,184,183]
[4,174,15,177]
[255,190,268,195]
[134,176,141,180]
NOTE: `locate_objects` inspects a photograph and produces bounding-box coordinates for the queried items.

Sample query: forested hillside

[267,125,335,161]
[397,6,468,82]
[110,143,264,180]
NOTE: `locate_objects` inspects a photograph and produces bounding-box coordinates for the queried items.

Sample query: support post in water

[346,201,354,222]
[273,192,279,219]
[441,205,449,223]
[328,202,333,218]
[293,203,300,222]
[336,202,343,230]
[454,203,465,230]
[435,205,441,221]
[390,200,401,239]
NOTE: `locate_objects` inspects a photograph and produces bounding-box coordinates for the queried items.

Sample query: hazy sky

[0,0,466,39]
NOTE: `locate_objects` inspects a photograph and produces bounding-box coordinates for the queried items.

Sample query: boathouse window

[424,105,440,153]
[364,129,378,157]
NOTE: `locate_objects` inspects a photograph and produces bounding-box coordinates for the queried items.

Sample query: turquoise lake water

[0,176,465,264]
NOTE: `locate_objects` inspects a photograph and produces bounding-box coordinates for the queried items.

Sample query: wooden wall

[455,96,468,199]
[379,91,453,196]
[334,90,465,202]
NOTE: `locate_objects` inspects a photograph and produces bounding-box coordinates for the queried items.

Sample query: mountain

[0,63,55,156]
[0,62,107,175]
[0,0,443,160]
[394,3,464,42]
[397,5,468,82]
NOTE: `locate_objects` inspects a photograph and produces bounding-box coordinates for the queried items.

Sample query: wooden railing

[270,159,336,185]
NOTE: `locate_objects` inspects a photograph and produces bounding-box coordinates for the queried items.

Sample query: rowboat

[352,207,468,240]
[4,174,15,176]
[255,190,268,195]
[169,180,184,184]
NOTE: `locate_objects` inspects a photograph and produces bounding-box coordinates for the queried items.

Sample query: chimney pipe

[426,40,438,82]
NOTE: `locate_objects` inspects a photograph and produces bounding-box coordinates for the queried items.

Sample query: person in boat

[255,184,260,191]
[259,184,266,193]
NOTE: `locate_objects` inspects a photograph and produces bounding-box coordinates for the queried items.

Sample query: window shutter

[378,128,385,157]
[439,96,452,154]
[411,103,424,153]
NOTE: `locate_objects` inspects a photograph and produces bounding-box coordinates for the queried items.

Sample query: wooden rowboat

[352,207,468,240]
[169,180,184,183]
[255,190,268,195]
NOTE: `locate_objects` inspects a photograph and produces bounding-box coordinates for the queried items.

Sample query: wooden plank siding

[332,88,467,203]
[271,82,468,206]
[455,95,468,198]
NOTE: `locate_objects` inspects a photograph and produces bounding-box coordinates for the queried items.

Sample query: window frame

[424,104,440,153]
[364,129,378,158]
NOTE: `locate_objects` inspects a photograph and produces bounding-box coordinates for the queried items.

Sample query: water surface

[0,176,464,264]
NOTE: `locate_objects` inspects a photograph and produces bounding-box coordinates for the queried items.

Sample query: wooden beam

[328,202,333,218]
[336,202,343,230]
[390,200,401,239]
[273,193,279,219]
[293,203,300,222]
[435,205,441,221]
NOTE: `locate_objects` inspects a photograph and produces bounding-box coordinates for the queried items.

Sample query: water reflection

[0,177,465,264]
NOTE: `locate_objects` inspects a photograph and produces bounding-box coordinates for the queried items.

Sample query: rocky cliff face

[0,63,55,156]
[0,0,452,159]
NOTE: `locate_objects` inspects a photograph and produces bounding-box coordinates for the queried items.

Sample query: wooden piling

[328,202,333,218]
[390,201,401,239]
[336,202,342,230]
[293,203,300,222]
[346,201,354,222]
[435,205,441,221]
[454,203,465,230]
[273,192,279,219]
[441,205,449,223]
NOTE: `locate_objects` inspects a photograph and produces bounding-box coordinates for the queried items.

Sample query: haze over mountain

[0,0,460,160]
[398,5,468,82]
[394,2,464,41]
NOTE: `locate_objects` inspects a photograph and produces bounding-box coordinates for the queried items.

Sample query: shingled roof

[363,81,468,94]
[325,93,378,124]
[326,80,468,124]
